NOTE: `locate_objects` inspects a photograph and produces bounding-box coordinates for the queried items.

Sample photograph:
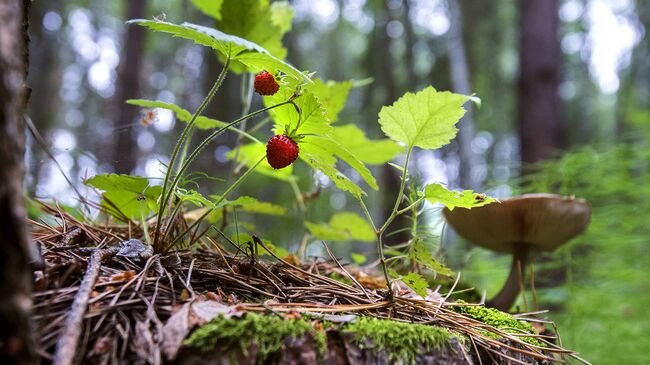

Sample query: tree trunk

[0,0,36,363]
[446,0,477,189]
[517,0,562,168]
[112,0,146,174]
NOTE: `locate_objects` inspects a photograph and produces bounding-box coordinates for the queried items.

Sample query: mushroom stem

[487,243,530,311]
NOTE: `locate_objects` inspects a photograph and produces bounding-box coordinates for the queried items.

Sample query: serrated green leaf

[190,0,223,19]
[305,212,375,242]
[351,253,367,265]
[378,86,470,149]
[126,99,223,129]
[225,142,293,181]
[265,89,331,136]
[84,174,161,220]
[128,20,308,82]
[423,183,496,210]
[401,272,429,298]
[176,188,216,209]
[301,135,378,190]
[299,146,365,198]
[304,79,353,122]
[331,124,403,165]
[217,0,292,60]
[408,239,454,277]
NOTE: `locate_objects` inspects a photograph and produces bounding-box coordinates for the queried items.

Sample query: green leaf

[423,183,496,210]
[408,239,454,277]
[304,79,354,122]
[270,1,294,33]
[126,99,223,129]
[128,20,308,82]
[190,0,223,20]
[401,272,429,298]
[299,145,365,198]
[378,86,470,149]
[217,0,293,59]
[351,253,367,265]
[301,135,378,190]
[225,142,294,181]
[211,195,287,215]
[176,188,216,209]
[84,174,161,221]
[331,124,403,165]
[266,89,331,136]
[305,212,375,242]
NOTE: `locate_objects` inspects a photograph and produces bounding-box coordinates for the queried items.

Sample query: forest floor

[29,203,586,364]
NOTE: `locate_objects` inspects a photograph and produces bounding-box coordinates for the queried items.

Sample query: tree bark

[112,0,146,174]
[517,0,562,168]
[0,0,36,363]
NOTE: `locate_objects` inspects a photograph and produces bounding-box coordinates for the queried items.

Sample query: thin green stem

[168,101,292,200]
[166,156,265,250]
[379,147,413,234]
[359,198,377,232]
[396,196,424,216]
[153,57,231,248]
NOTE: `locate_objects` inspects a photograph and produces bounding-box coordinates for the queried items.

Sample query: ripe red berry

[266,134,299,169]
[254,71,280,96]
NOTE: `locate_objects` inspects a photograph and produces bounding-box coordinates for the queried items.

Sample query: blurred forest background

[26,0,649,363]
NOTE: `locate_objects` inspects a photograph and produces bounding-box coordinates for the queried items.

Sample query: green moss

[343,317,460,364]
[185,313,326,360]
[452,303,544,346]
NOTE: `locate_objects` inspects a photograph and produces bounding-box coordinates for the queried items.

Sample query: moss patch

[452,304,543,346]
[185,313,326,360]
[343,317,460,364]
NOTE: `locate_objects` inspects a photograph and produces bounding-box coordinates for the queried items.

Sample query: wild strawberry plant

[84,0,495,299]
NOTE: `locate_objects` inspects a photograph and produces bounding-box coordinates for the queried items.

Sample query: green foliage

[216,0,293,61]
[185,313,326,358]
[401,272,429,298]
[304,78,354,122]
[127,99,227,131]
[423,183,496,210]
[344,317,459,365]
[264,86,375,198]
[351,252,367,265]
[408,239,454,277]
[226,143,294,181]
[233,233,289,257]
[128,20,307,81]
[378,87,470,150]
[176,188,216,208]
[330,124,403,165]
[305,212,375,242]
[212,195,287,215]
[189,0,223,20]
[84,174,161,220]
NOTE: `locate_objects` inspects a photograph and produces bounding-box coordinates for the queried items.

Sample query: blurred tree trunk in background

[446,0,477,189]
[0,0,36,363]
[402,0,417,91]
[517,0,562,169]
[112,0,146,174]
[27,0,61,194]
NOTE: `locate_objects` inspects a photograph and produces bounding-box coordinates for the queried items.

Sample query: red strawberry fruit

[266,134,299,169]
[254,71,280,96]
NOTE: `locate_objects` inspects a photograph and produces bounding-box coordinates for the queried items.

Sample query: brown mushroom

[442,193,591,311]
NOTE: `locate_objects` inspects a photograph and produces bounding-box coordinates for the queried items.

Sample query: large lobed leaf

[190,0,224,20]
[330,124,403,165]
[378,86,470,150]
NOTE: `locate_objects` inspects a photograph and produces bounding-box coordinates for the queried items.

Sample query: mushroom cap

[443,193,591,254]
